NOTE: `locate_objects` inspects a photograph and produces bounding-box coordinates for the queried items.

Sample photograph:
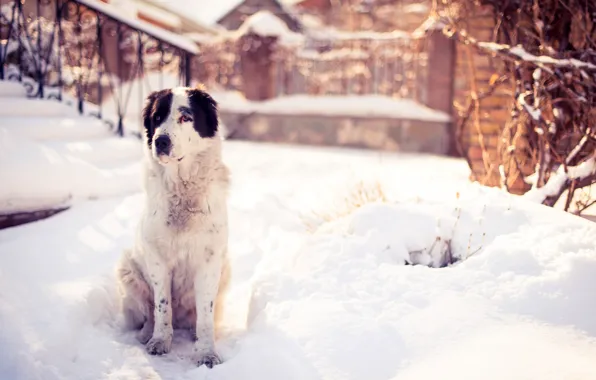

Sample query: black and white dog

[116,86,230,368]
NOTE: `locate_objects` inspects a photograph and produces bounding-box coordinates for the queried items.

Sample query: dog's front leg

[145,258,173,355]
[192,247,223,368]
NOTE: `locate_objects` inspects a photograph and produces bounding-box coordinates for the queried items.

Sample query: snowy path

[1,141,596,380]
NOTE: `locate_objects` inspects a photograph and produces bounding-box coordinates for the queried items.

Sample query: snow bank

[246,186,596,380]
[0,116,110,141]
[254,95,452,122]
[0,80,27,97]
[1,141,595,379]
[211,92,451,123]
[0,128,141,213]
[210,89,254,114]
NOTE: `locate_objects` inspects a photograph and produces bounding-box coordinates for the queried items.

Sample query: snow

[1,138,596,379]
[210,89,254,114]
[149,0,242,26]
[253,95,452,122]
[209,92,451,123]
[0,116,111,141]
[231,10,304,45]
[297,48,369,60]
[76,0,198,53]
[524,157,596,203]
[0,79,143,213]
[308,29,411,41]
[517,93,541,121]
[0,98,79,117]
[0,128,141,213]
[237,10,291,38]
[184,32,218,44]
[210,92,451,122]
[479,42,596,70]
[0,80,27,97]
[132,0,182,29]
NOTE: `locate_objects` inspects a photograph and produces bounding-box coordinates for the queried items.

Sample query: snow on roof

[156,0,243,26]
[138,0,223,34]
[236,10,291,37]
[134,0,182,29]
[183,32,218,44]
[76,0,198,53]
[210,10,305,45]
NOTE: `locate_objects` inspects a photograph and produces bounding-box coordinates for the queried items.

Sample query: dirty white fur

[116,87,230,368]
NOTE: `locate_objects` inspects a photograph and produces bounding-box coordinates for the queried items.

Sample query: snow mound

[0,128,141,213]
[246,188,596,379]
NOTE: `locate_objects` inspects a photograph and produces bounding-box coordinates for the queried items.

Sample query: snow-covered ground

[0,81,142,213]
[1,138,596,380]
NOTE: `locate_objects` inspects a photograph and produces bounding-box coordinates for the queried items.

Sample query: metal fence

[0,0,197,135]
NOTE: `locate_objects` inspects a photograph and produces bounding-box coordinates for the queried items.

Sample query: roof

[216,0,303,32]
[139,0,228,32]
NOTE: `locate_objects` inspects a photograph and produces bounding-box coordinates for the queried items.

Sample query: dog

[115,85,230,368]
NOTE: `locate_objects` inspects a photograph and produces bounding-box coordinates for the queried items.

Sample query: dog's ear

[187,87,218,138]
[142,89,172,145]
[142,91,159,145]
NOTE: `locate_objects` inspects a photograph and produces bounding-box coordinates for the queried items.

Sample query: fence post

[424,29,456,155]
[239,33,277,101]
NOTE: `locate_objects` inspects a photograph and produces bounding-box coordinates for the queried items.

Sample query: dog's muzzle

[154,135,171,156]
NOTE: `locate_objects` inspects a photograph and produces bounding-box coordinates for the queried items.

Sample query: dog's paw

[146,337,172,355]
[195,352,221,368]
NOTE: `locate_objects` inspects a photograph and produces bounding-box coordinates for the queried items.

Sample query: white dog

[116,86,230,368]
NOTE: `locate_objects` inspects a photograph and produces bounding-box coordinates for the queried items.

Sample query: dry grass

[301,180,390,233]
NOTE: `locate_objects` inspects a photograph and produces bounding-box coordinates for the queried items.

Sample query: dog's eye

[179,114,192,123]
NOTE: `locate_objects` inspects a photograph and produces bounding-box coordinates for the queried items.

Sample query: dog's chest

[154,178,216,232]
[166,191,205,230]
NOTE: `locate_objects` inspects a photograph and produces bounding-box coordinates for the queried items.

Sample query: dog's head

[142,86,219,165]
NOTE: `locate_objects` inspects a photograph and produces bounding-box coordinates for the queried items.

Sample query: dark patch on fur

[210,301,213,313]
[142,89,173,147]
[186,88,218,138]
[166,194,205,230]
[205,248,214,263]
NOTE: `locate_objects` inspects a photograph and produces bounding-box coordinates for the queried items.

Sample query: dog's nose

[154,135,171,155]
